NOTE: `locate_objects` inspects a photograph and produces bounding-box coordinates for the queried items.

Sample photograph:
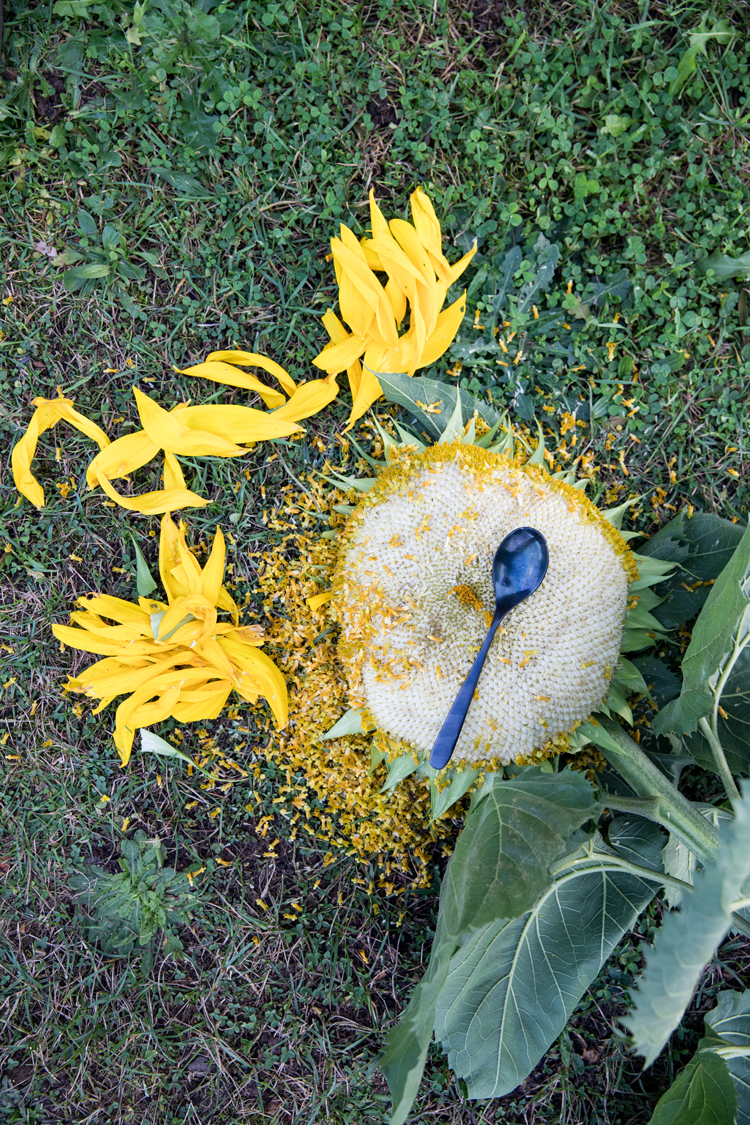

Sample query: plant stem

[698,716,741,805]
[595,715,720,862]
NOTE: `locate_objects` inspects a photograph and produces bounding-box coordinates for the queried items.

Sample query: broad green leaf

[376,372,502,441]
[380,915,459,1125]
[706,989,750,1122]
[607,814,668,873]
[515,234,560,314]
[320,708,365,740]
[77,208,98,235]
[65,262,111,279]
[435,856,659,1098]
[661,833,696,908]
[132,538,157,597]
[696,249,750,283]
[669,21,733,97]
[439,768,599,934]
[684,642,750,777]
[381,767,597,1122]
[102,224,121,252]
[647,1043,736,1125]
[654,522,750,737]
[624,784,750,1066]
[640,511,745,629]
[633,655,681,709]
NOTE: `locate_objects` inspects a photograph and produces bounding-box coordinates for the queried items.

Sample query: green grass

[1,0,750,1120]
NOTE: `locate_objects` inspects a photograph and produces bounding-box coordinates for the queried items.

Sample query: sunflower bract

[335,442,637,766]
[52,514,287,766]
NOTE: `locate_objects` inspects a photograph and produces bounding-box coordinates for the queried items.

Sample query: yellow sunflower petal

[86,430,159,489]
[218,637,288,728]
[179,404,303,443]
[200,526,226,606]
[178,361,286,409]
[134,388,248,458]
[204,350,297,395]
[12,396,109,508]
[94,463,209,514]
[271,378,339,422]
[312,331,367,376]
[163,452,186,491]
[346,365,383,430]
[417,290,468,368]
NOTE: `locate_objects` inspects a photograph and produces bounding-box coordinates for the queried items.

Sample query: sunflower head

[334,442,638,768]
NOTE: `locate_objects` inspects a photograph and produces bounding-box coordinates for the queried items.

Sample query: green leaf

[647,1043,736,1125]
[516,234,560,314]
[696,249,750,283]
[380,750,421,794]
[601,113,633,137]
[77,208,98,236]
[434,855,659,1097]
[380,916,458,1125]
[429,766,481,822]
[632,655,681,709]
[52,0,97,15]
[65,262,111,280]
[102,224,121,252]
[375,372,502,440]
[150,168,214,199]
[320,708,366,740]
[381,768,597,1121]
[624,784,750,1066]
[132,538,157,597]
[642,512,746,629]
[439,768,599,934]
[654,523,750,737]
[140,729,215,779]
[706,989,750,1121]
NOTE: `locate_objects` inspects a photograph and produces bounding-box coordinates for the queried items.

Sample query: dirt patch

[472,0,509,34]
[366,96,398,129]
[33,69,65,124]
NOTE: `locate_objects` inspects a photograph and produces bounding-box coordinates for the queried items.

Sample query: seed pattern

[336,442,635,766]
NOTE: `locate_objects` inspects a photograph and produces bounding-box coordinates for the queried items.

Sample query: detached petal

[418,290,468,367]
[86,430,159,489]
[219,637,288,728]
[312,329,366,376]
[200,526,226,606]
[133,388,247,458]
[179,403,303,443]
[94,464,209,514]
[346,365,383,429]
[12,396,109,508]
[271,378,339,422]
[178,361,286,409]
[205,350,297,395]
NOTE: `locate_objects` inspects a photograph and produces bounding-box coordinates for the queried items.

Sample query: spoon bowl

[429,527,549,770]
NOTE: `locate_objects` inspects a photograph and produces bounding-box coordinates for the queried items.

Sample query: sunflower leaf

[381,767,598,1122]
[705,988,750,1120]
[376,372,502,440]
[646,1041,736,1125]
[654,522,750,738]
[433,841,660,1098]
[623,783,750,1067]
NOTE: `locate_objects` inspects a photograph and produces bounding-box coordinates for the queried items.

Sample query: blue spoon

[429,527,549,770]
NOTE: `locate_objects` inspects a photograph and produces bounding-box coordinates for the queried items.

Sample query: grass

[1,0,750,1120]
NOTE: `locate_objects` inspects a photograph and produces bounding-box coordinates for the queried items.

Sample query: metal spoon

[429,527,549,770]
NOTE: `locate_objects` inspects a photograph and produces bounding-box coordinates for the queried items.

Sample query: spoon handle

[429,607,508,770]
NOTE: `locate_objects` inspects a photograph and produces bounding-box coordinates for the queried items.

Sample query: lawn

[1,0,749,1121]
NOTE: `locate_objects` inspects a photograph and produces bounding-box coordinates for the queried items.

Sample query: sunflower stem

[698,716,741,805]
[596,715,720,863]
